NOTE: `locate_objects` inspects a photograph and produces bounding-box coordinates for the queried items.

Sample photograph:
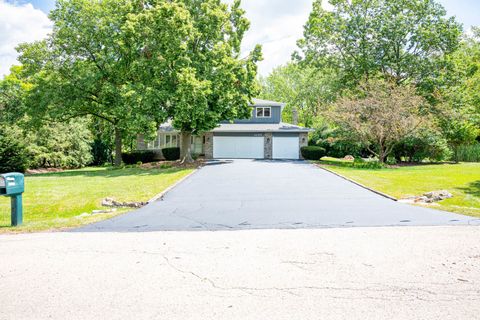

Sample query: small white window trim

[256,106,271,118]
[146,133,179,150]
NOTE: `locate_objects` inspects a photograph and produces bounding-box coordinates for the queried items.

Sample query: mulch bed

[25,168,65,175]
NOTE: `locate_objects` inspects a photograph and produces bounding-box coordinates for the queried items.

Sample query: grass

[0,166,194,232]
[318,158,480,217]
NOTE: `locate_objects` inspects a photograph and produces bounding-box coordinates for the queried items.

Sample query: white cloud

[0,0,52,77]
[237,0,315,76]
[0,0,325,78]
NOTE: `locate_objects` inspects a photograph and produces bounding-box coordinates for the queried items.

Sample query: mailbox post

[0,173,25,226]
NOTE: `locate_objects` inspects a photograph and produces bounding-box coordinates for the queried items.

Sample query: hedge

[300,146,326,160]
[162,147,180,161]
[121,150,156,164]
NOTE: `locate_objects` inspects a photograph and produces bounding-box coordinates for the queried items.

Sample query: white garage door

[273,135,299,159]
[213,135,264,159]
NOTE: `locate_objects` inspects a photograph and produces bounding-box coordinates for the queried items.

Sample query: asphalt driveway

[79,160,478,231]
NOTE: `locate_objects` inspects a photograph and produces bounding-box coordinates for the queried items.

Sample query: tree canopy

[18,0,261,165]
[297,0,462,87]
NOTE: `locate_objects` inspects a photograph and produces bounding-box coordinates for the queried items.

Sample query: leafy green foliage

[259,63,337,127]
[17,0,261,165]
[308,121,365,158]
[392,131,452,163]
[17,0,187,165]
[326,80,428,163]
[298,0,461,87]
[352,158,383,169]
[121,151,156,165]
[439,117,479,161]
[91,138,112,166]
[319,157,383,169]
[25,120,93,168]
[455,144,480,162]
[162,147,180,161]
[0,127,30,173]
[300,146,326,160]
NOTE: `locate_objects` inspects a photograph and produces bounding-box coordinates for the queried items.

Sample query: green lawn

[318,159,480,217]
[0,166,194,232]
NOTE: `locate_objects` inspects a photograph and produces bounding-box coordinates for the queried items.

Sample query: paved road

[79,160,477,231]
[1,227,480,320]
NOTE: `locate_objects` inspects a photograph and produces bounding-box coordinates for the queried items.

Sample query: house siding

[229,105,282,124]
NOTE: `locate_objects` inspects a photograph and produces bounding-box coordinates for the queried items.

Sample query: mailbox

[0,172,24,226]
[0,173,24,195]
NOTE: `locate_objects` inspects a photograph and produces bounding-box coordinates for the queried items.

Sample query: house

[137,98,313,160]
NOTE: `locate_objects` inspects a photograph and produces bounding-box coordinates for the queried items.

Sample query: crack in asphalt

[160,254,480,301]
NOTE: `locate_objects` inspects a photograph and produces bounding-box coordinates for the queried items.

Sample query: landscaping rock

[400,190,453,204]
[102,197,147,208]
[423,190,453,202]
[344,155,355,161]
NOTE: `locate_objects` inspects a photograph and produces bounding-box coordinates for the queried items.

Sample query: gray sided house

[137,98,312,160]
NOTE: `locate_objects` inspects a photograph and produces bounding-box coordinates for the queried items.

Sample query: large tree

[19,0,260,165]
[131,0,261,163]
[259,62,337,127]
[327,80,428,163]
[18,0,193,165]
[298,0,462,88]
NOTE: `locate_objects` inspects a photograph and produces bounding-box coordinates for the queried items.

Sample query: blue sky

[18,0,478,29]
[1,0,479,77]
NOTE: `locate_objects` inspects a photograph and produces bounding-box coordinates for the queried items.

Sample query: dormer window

[256,107,271,118]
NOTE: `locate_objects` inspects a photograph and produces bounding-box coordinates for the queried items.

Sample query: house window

[256,107,271,118]
[165,134,178,148]
[146,133,179,149]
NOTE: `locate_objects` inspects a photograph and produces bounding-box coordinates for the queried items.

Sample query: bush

[27,120,93,168]
[353,157,383,169]
[301,146,326,160]
[162,147,180,161]
[393,132,452,163]
[91,138,112,165]
[455,143,480,162]
[121,150,156,164]
[0,127,30,173]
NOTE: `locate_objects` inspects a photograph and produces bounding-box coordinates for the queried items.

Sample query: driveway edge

[316,165,398,201]
[147,168,201,203]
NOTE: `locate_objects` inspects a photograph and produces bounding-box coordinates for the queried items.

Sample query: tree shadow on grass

[26,167,189,179]
[458,180,480,198]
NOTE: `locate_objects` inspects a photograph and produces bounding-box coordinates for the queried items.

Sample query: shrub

[91,138,112,165]
[27,120,93,168]
[301,146,326,160]
[455,143,480,162]
[0,127,30,173]
[162,147,180,161]
[121,150,156,164]
[393,132,452,163]
[353,157,383,169]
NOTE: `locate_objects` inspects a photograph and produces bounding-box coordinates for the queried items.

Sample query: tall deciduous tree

[298,0,461,88]
[19,0,260,165]
[132,0,261,163]
[327,80,428,163]
[18,0,192,166]
[259,62,337,127]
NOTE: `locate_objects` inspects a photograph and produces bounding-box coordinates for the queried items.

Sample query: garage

[213,135,264,159]
[273,135,300,159]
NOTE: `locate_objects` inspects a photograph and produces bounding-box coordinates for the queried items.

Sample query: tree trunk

[180,131,194,164]
[114,127,123,166]
[378,147,386,163]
